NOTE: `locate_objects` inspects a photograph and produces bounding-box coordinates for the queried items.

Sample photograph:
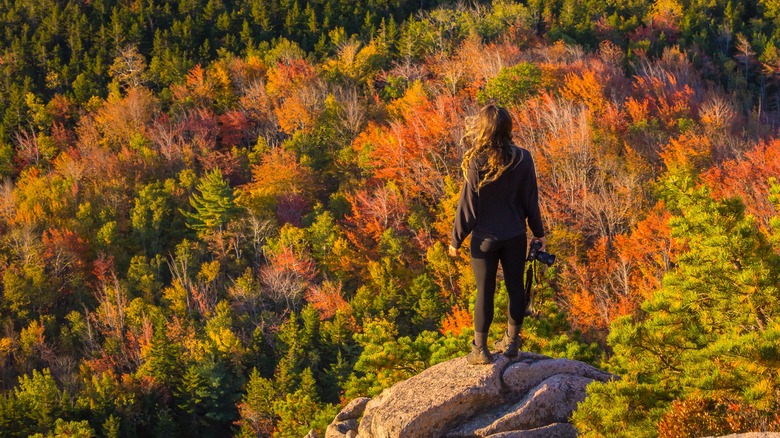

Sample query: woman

[449,104,546,365]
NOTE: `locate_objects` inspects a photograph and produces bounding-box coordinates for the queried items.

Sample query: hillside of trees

[0,0,779,436]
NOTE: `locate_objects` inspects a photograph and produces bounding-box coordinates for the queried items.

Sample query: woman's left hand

[448,245,458,257]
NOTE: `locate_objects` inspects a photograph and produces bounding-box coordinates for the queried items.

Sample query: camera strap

[524,261,536,316]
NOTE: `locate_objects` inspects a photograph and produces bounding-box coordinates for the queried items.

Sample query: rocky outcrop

[327,397,371,438]
[324,352,615,438]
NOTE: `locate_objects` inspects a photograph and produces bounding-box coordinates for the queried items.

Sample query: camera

[527,240,555,266]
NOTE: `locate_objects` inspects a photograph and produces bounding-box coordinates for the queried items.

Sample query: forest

[0,0,779,436]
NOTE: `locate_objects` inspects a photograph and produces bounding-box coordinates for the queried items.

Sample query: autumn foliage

[1,1,780,437]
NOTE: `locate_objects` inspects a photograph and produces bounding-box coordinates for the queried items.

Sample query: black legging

[470,234,527,333]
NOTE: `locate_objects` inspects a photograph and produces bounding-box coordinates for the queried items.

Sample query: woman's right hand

[532,236,547,252]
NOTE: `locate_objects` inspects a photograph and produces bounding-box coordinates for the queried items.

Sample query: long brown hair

[461,104,519,189]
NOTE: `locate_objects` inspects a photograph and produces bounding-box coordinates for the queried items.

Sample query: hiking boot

[467,340,493,365]
[494,324,522,357]
[467,331,493,365]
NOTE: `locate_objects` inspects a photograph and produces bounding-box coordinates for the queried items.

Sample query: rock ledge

[324,352,615,438]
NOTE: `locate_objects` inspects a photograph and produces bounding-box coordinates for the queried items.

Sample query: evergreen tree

[183,169,242,234]
[573,180,780,437]
[273,367,337,438]
[9,369,69,437]
[236,368,277,437]
[274,312,307,395]
[140,326,182,390]
[131,181,175,255]
[176,365,209,436]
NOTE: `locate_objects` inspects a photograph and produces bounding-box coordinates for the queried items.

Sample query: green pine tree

[573,180,780,437]
[236,368,277,437]
[176,365,209,436]
[182,169,242,234]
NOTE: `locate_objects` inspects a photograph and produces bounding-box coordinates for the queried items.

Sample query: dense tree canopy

[0,0,779,436]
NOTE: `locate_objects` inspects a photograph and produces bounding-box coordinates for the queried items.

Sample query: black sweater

[451,145,544,249]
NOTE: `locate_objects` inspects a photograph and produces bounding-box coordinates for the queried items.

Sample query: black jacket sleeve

[521,154,545,238]
[451,160,479,249]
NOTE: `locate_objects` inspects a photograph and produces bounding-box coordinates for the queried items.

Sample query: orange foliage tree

[352,86,465,202]
[703,139,780,230]
[265,59,321,135]
[238,147,315,225]
[560,202,680,336]
[342,183,409,258]
[304,281,350,320]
